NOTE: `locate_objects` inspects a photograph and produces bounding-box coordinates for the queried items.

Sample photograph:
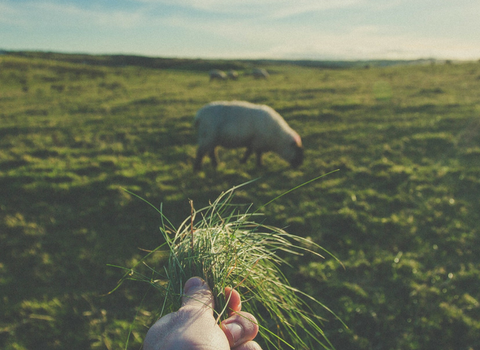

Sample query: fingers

[221,311,259,348]
[225,287,242,315]
[181,279,262,349]
[234,341,263,350]
[181,277,214,311]
[223,287,261,349]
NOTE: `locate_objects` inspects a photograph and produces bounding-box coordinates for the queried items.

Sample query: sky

[1,0,479,61]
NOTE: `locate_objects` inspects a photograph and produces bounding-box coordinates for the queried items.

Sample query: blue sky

[1,0,479,60]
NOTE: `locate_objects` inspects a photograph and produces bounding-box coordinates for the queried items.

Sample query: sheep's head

[290,143,303,168]
[281,133,303,168]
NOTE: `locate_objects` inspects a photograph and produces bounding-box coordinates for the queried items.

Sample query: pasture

[1,53,480,349]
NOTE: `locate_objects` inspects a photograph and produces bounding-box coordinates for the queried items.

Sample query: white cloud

[161,14,480,60]
[0,2,24,25]
[261,30,480,60]
[268,0,364,19]
[152,0,480,60]
[2,0,480,60]
[132,0,365,18]
[2,1,146,29]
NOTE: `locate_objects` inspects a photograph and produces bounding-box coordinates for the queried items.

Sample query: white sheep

[252,68,269,79]
[209,69,227,81]
[227,70,239,80]
[193,101,303,171]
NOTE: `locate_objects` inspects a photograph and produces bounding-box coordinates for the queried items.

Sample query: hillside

[3,50,436,70]
[1,52,479,349]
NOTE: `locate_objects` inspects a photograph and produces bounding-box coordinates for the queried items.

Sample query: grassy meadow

[1,52,480,349]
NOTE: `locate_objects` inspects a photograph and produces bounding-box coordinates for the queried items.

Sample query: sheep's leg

[241,147,253,164]
[208,148,218,168]
[194,148,206,171]
[256,151,263,167]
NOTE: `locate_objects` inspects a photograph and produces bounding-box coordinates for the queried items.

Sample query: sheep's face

[289,143,304,168]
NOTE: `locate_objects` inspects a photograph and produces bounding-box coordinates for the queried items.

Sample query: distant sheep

[194,101,303,171]
[227,70,239,80]
[209,69,227,81]
[252,68,269,79]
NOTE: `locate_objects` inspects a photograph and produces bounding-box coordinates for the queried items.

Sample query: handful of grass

[116,182,341,349]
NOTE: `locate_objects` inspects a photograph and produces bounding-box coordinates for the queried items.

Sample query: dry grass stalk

[114,179,343,349]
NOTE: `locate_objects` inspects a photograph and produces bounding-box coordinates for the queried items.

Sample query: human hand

[143,277,262,350]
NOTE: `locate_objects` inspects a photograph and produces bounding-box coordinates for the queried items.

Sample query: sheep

[252,68,269,79]
[209,69,227,81]
[227,70,239,80]
[193,101,303,171]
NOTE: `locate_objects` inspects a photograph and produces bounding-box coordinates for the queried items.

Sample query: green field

[1,52,480,349]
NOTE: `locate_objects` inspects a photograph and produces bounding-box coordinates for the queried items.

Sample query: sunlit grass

[112,181,343,349]
[2,53,480,350]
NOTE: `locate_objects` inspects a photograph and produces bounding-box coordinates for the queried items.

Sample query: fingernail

[184,277,205,295]
[224,322,244,345]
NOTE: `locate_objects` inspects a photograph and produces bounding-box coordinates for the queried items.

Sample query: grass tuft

[113,182,342,349]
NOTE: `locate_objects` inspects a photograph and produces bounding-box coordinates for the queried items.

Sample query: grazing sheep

[209,69,227,81]
[194,101,303,171]
[227,70,239,80]
[252,68,269,79]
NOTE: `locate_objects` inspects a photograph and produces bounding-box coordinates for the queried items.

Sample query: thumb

[221,312,259,348]
[181,277,214,312]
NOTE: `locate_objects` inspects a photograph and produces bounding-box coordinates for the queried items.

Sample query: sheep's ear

[293,134,302,147]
